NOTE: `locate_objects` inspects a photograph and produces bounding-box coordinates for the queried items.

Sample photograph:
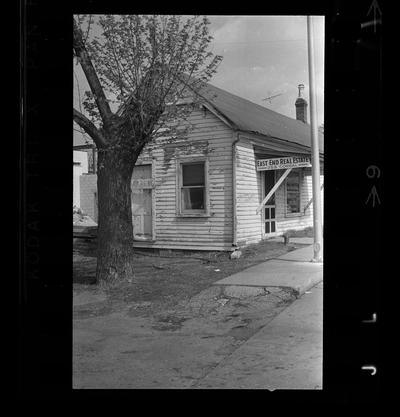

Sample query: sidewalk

[74,244,323,389]
[214,244,323,298]
[196,244,323,389]
[196,281,323,389]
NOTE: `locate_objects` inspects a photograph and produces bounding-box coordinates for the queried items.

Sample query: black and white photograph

[72,14,325,390]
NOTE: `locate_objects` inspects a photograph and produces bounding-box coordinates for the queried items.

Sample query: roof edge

[200,102,238,130]
[238,130,324,155]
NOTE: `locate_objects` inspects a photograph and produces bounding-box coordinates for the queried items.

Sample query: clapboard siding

[98,107,323,251]
[235,139,263,245]
[132,106,234,251]
[234,140,325,247]
[274,169,324,233]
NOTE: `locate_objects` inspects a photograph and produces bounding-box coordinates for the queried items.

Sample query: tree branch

[73,17,114,129]
[73,108,106,147]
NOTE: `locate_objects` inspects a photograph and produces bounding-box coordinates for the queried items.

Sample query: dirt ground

[73,237,309,388]
[73,238,307,317]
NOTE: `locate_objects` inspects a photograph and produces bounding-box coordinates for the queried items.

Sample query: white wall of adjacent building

[80,174,98,222]
[73,151,88,208]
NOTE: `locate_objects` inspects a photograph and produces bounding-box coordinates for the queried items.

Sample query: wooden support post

[232,134,240,247]
[256,168,292,214]
[303,182,324,213]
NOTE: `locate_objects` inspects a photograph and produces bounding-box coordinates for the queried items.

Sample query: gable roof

[74,79,324,154]
[197,82,324,153]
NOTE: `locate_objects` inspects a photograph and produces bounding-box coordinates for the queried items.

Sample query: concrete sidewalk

[197,244,324,389]
[214,244,323,298]
[196,281,323,389]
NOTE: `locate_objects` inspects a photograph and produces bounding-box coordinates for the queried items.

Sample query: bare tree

[73,15,222,285]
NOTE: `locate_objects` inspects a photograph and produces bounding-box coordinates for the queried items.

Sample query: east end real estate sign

[256,156,312,171]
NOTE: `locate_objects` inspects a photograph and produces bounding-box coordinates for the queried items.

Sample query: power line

[211,38,322,45]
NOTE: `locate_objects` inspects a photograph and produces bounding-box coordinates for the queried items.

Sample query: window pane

[286,171,300,213]
[182,187,204,210]
[265,207,270,220]
[287,193,300,213]
[286,172,300,189]
[271,222,276,233]
[265,222,270,234]
[271,207,275,218]
[264,171,275,205]
[182,163,205,186]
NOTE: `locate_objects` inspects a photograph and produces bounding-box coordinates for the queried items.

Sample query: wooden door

[131,165,153,240]
[263,170,276,235]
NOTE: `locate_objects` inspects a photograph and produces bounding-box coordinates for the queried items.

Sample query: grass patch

[283,226,314,239]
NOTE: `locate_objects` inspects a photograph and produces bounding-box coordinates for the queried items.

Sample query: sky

[74,15,324,136]
[206,15,324,127]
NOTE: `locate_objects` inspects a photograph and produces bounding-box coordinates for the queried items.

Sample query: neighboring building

[73,150,88,208]
[73,82,324,252]
[73,131,98,222]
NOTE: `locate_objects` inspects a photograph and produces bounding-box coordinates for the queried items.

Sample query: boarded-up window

[181,162,205,211]
[286,170,301,214]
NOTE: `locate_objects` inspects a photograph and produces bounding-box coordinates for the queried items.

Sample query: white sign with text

[256,156,311,171]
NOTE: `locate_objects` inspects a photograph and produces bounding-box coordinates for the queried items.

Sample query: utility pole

[307,15,323,262]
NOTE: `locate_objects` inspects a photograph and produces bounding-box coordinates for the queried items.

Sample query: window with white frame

[285,170,301,215]
[179,160,207,214]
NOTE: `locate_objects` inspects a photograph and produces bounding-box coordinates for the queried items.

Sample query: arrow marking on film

[367,0,382,33]
[365,185,381,207]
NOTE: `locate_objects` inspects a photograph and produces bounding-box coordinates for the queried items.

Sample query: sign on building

[256,155,311,171]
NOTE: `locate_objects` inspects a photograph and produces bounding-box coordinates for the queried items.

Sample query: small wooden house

[74,82,323,252]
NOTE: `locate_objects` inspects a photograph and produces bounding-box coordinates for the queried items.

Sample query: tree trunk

[95,146,137,285]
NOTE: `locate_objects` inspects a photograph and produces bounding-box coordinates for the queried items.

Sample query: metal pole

[307,16,323,262]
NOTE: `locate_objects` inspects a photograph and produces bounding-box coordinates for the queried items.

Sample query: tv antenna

[262,91,285,104]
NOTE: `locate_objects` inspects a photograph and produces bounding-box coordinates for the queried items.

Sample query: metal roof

[197,82,324,153]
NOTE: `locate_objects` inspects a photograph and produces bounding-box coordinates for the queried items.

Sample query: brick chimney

[295,84,308,123]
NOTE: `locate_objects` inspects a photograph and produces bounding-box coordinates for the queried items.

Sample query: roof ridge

[200,81,312,129]
[196,79,323,152]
